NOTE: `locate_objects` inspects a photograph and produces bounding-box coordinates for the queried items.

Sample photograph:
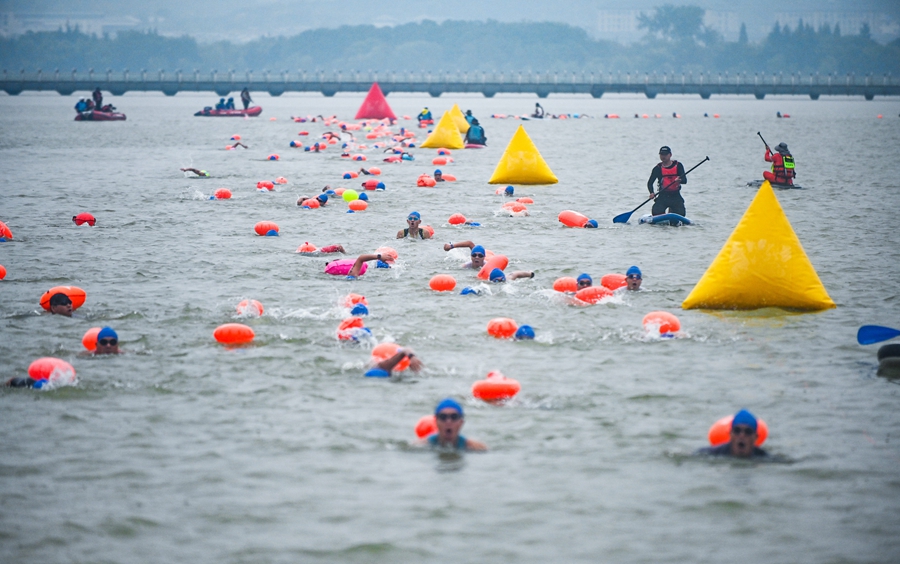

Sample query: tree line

[2,6,898,77]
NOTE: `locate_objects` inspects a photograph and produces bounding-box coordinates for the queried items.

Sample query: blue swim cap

[97,327,118,341]
[265,230,279,236]
[626,266,642,277]
[471,245,485,256]
[489,268,506,282]
[376,260,391,269]
[468,222,481,227]
[346,210,355,214]
[577,273,592,283]
[514,325,535,340]
[326,190,336,195]
[585,219,599,228]
[358,193,368,201]
[290,140,299,147]
[304,147,311,152]
[434,169,442,174]
[350,303,368,316]
[732,409,758,431]
[505,185,514,194]
[317,194,328,203]
[365,368,391,378]
[408,211,421,220]
[376,182,385,189]
[460,287,479,295]
[343,173,352,179]
[435,398,463,416]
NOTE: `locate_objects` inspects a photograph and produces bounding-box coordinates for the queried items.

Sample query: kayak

[639,213,692,226]
[194,106,263,117]
[75,110,126,121]
[747,180,803,190]
[465,143,486,149]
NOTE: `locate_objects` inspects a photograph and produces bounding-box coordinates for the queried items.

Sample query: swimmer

[625,266,642,291]
[94,326,121,355]
[422,398,487,451]
[296,193,329,206]
[365,347,423,377]
[397,211,432,239]
[576,273,592,289]
[696,409,768,459]
[319,245,346,254]
[488,268,534,283]
[346,253,391,279]
[180,168,210,177]
[48,293,73,317]
[434,170,445,182]
[503,186,514,197]
[443,242,486,270]
[226,142,248,150]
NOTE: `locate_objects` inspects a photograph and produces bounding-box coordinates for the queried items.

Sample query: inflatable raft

[639,213,692,226]
[747,180,803,190]
[194,106,263,117]
[75,110,126,121]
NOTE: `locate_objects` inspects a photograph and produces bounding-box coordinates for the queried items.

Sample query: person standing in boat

[763,142,795,186]
[92,88,103,110]
[464,119,487,146]
[647,146,687,217]
[240,88,252,110]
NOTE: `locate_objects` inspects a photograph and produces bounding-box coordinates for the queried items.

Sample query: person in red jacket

[763,142,795,186]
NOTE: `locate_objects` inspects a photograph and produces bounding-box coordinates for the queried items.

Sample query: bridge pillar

[864,93,874,100]
[429,90,442,97]
[754,92,766,100]
[109,88,126,96]
[215,87,231,97]
[809,93,820,100]
[162,89,178,97]
[322,89,337,97]
[57,88,75,96]
[590,86,604,98]
[482,90,496,98]
[699,91,711,99]
[268,88,284,97]
[4,88,22,95]
[536,89,550,98]
[645,91,657,99]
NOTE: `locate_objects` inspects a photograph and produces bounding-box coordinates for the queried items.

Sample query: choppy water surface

[2,92,900,563]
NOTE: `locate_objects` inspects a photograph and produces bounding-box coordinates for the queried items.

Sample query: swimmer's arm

[180,167,202,176]
[647,165,661,193]
[375,350,417,372]
[421,229,432,240]
[444,241,475,252]
[508,271,534,280]
[396,230,405,239]
[465,439,487,451]
[348,254,380,277]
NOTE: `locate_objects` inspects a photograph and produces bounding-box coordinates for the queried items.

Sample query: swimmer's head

[585,219,598,228]
[435,398,463,417]
[627,266,642,278]
[350,303,368,316]
[358,193,368,201]
[434,169,442,176]
[49,293,71,307]
[97,327,118,341]
[514,325,535,340]
[460,287,479,296]
[576,273,592,288]
[489,268,506,283]
[626,266,642,290]
[504,186,514,195]
[407,211,421,223]
[316,194,328,203]
[471,245,485,256]
[731,409,758,431]
[730,409,759,457]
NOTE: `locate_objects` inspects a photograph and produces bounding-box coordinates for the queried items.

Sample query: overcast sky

[3,0,898,43]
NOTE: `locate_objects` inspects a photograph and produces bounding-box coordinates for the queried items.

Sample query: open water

[1,91,900,564]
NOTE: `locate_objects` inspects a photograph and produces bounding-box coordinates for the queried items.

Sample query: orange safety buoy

[214,188,232,199]
[352,154,367,161]
[502,202,528,214]
[348,200,368,211]
[642,311,680,335]
[429,274,456,292]
[267,154,280,160]
[336,317,366,340]
[553,277,578,292]
[708,415,768,446]
[236,299,264,316]
[254,221,279,235]
[302,198,320,209]
[72,212,96,226]
[448,213,467,225]
[433,157,451,165]
[516,197,534,204]
[213,323,255,345]
[417,175,437,187]
[437,148,452,156]
[441,173,457,182]
[486,317,518,339]
[343,171,359,179]
[368,167,382,175]
[333,187,346,196]
[0,220,12,240]
[257,180,275,190]
[558,210,590,228]
[415,415,438,438]
[28,357,76,382]
[0,264,6,280]
[423,225,435,237]
[472,370,521,401]
[296,242,317,254]
[343,293,368,308]
[231,134,241,140]
[374,247,398,262]
[601,273,627,290]
[40,286,86,311]
[574,285,612,304]
[275,177,288,184]
[477,255,509,280]
[82,327,101,351]
[370,342,410,371]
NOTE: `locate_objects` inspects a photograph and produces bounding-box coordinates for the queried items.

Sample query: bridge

[2,69,898,100]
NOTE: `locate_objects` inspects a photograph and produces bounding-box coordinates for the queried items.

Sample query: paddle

[612,156,710,224]
[757,131,772,154]
[857,325,900,345]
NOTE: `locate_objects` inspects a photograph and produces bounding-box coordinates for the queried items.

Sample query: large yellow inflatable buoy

[682,181,835,311]
[420,111,465,149]
[448,104,470,133]
[488,125,557,185]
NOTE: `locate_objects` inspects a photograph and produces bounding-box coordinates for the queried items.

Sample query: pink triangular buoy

[354,82,396,120]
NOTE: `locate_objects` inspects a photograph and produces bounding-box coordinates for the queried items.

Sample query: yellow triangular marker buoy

[448,104,470,133]
[682,181,835,311]
[488,125,558,185]
[420,111,464,149]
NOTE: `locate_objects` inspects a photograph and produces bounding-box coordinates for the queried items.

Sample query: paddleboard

[639,213,692,226]
[746,180,803,190]
[465,144,486,149]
